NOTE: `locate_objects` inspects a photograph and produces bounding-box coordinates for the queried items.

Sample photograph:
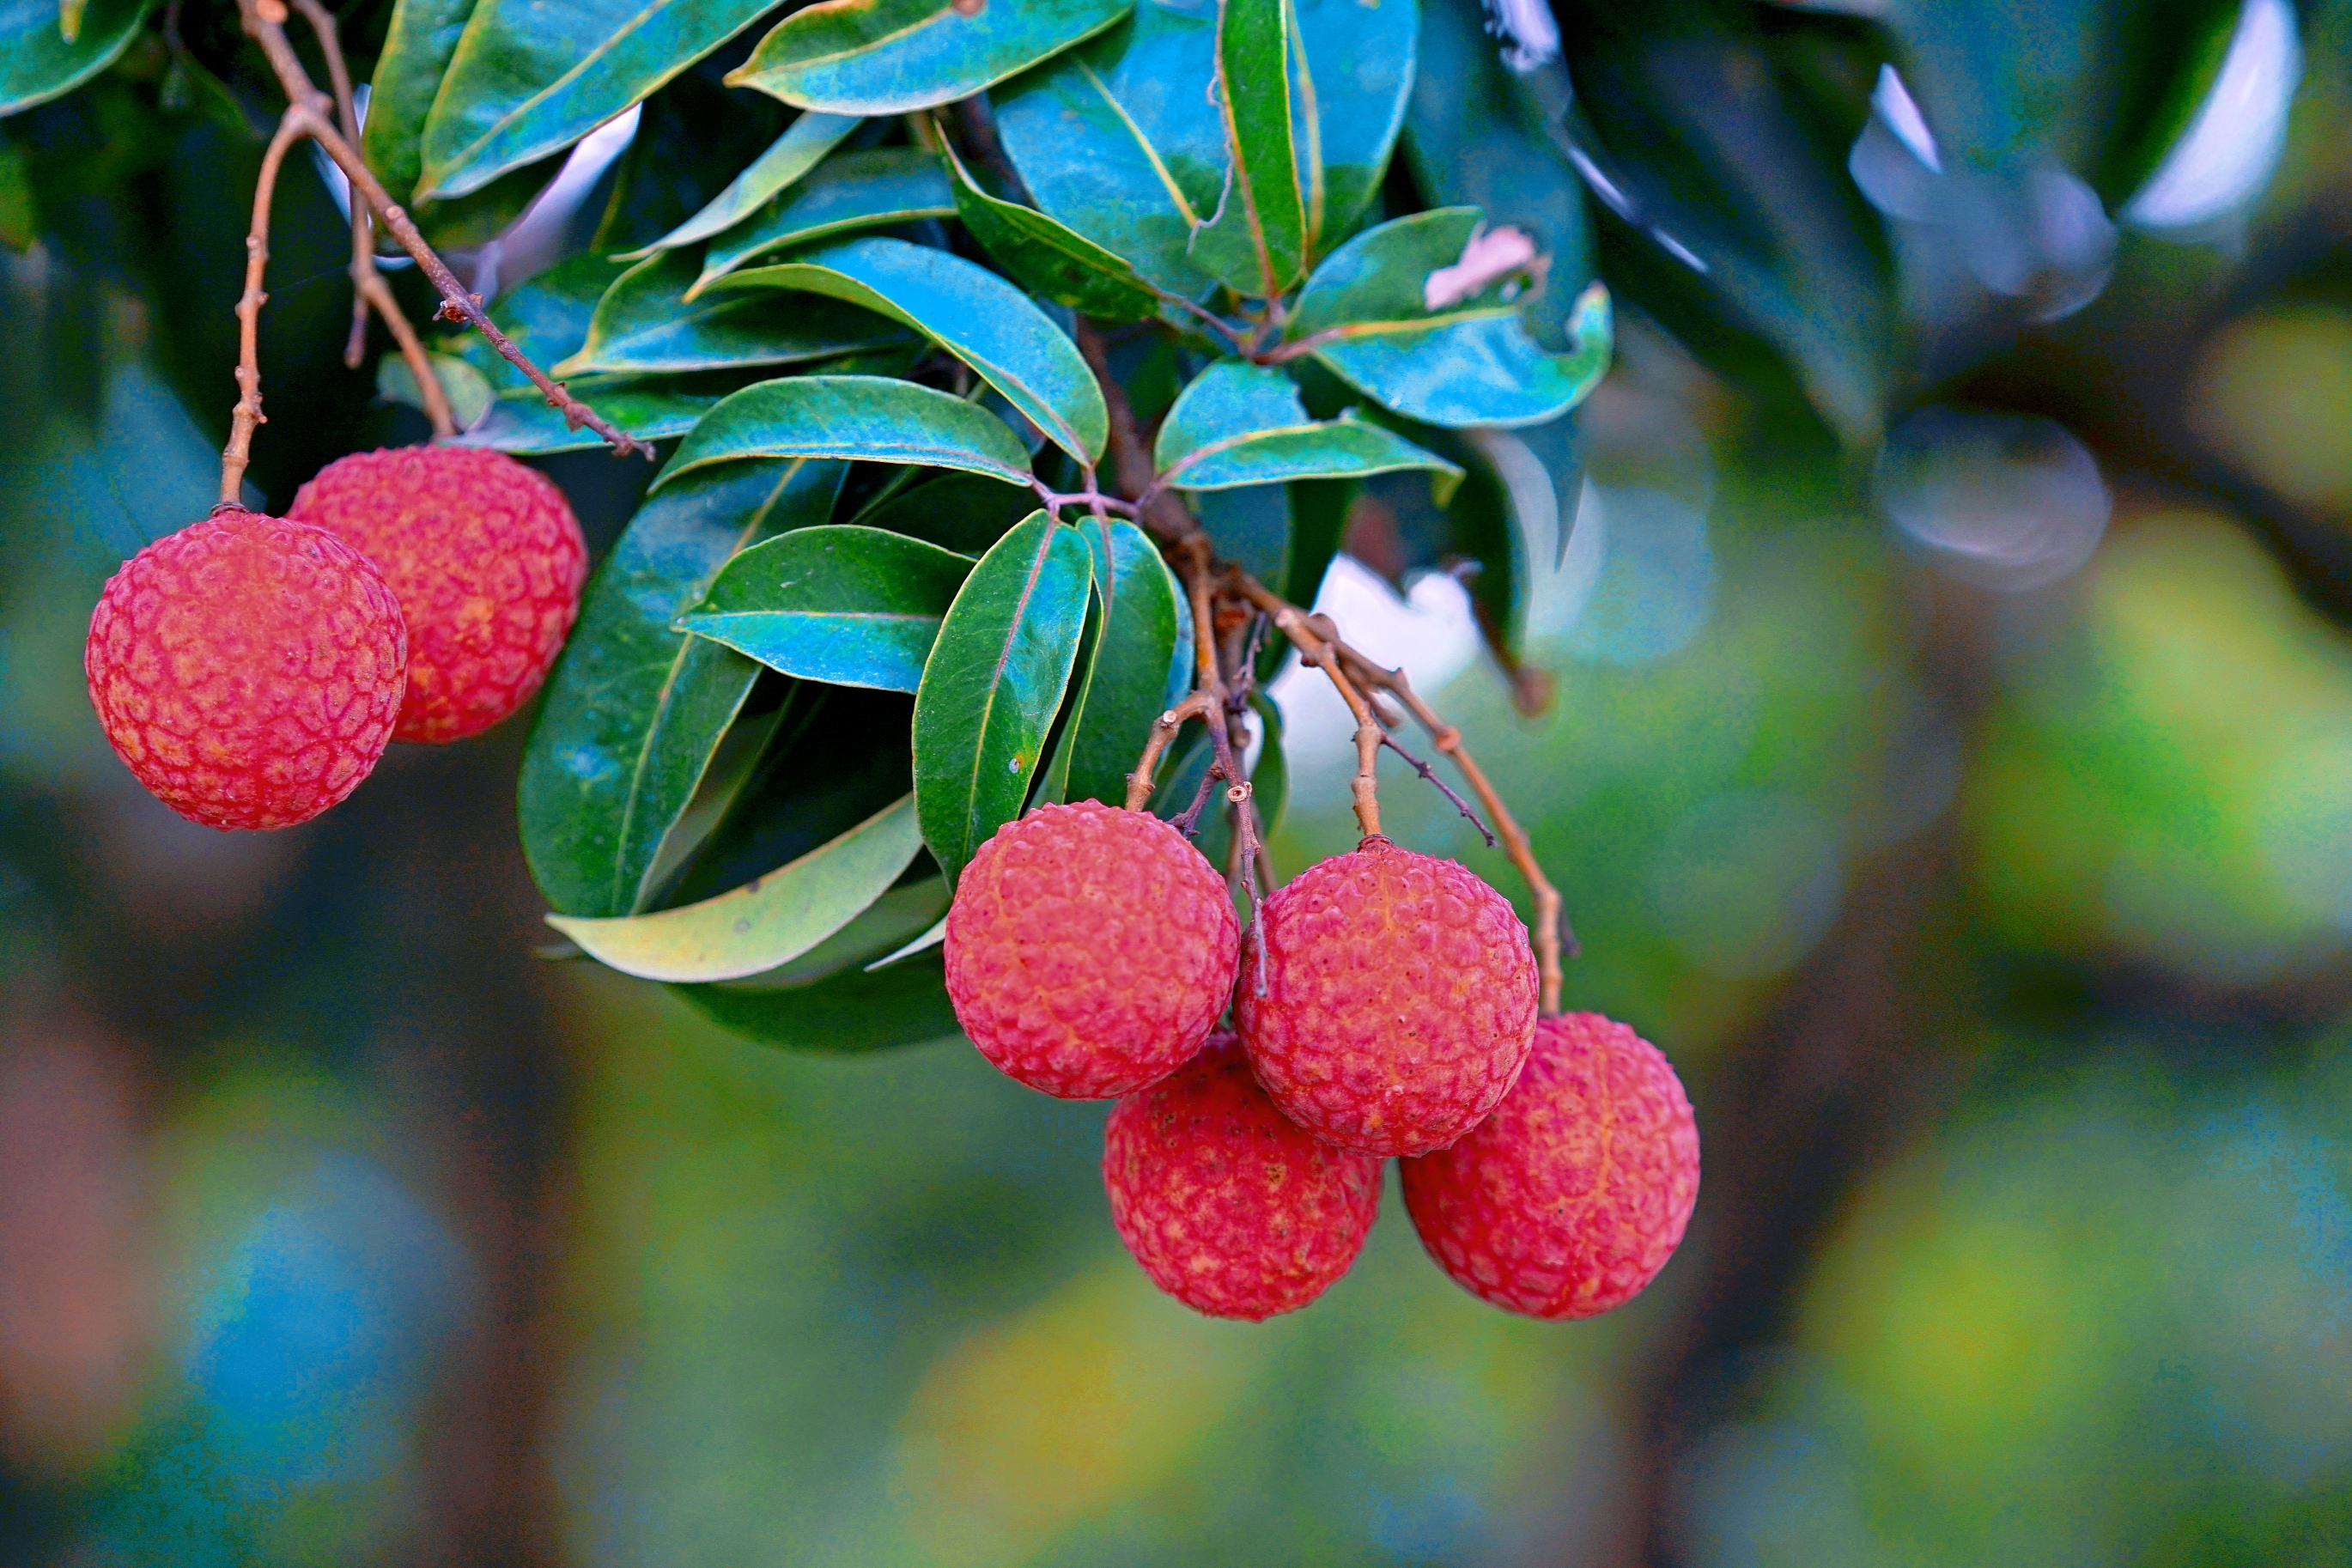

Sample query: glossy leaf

[1152,358,1461,492]
[654,375,1037,489]
[1287,208,1612,428]
[583,62,792,258]
[714,237,1108,465]
[416,0,773,200]
[939,140,1160,322]
[670,947,961,1052]
[622,110,861,258]
[695,149,957,296]
[1291,0,1418,256]
[1061,519,1185,807]
[690,874,950,991]
[362,0,479,204]
[1187,0,1307,299]
[554,249,907,377]
[678,526,975,692]
[550,796,923,982]
[850,468,1037,555]
[519,458,847,918]
[1,0,152,117]
[911,513,1093,882]
[453,377,731,453]
[991,0,1226,295]
[729,0,1133,113]
[1028,584,1103,811]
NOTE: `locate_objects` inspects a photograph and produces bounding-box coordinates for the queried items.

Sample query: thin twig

[1028,480,1140,518]
[1122,691,1214,811]
[1231,579,1383,840]
[1378,731,1494,844]
[286,0,454,436]
[220,112,307,507]
[1173,536,1264,925]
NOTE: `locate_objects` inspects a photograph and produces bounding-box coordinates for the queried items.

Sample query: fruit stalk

[221,111,307,507]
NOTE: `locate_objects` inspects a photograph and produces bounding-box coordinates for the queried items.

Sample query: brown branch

[1122,691,1214,811]
[1231,578,1384,842]
[1173,537,1265,923]
[220,112,308,507]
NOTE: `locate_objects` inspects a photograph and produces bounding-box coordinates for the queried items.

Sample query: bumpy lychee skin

[1403,1012,1699,1319]
[83,508,408,831]
[287,446,585,743]
[1104,1032,1383,1320]
[945,801,1240,1098]
[1234,837,1537,1157]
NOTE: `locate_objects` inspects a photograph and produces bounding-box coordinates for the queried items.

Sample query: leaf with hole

[696,149,957,296]
[678,526,975,692]
[729,0,1134,113]
[654,375,1038,489]
[1153,358,1462,492]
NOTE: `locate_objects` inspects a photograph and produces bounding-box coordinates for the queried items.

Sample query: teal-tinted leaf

[939,140,1159,322]
[669,946,960,1053]
[1061,518,1183,806]
[452,377,725,453]
[377,350,496,431]
[1027,583,1102,811]
[1292,0,1417,256]
[1152,358,1460,492]
[553,248,906,376]
[416,0,775,200]
[583,61,791,258]
[360,0,477,205]
[654,375,1037,490]
[519,457,847,917]
[453,252,626,376]
[849,468,1036,555]
[1287,207,1611,428]
[678,525,974,692]
[1186,0,1307,299]
[1,0,151,117]
[728,0,1133,113]
[911,512,1093,881]
[549,795,923,982]
[714,237,1107,465]
[695,149,956,296]
[620,110,861,258]
[991,0,1225,295]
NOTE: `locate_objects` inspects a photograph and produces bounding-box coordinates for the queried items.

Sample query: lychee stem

[1123,691,1215,811]
[222,110,305,508]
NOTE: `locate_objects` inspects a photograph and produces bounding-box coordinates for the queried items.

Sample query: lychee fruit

[287,445,586,744]
[1103,1031,1383,1320]
[1234,836,1537,1157]
[945,800,1240,1099]
[1402,1012,1699,1319]
[83,507,408,831]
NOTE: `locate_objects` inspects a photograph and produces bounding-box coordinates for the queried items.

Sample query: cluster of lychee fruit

[945,800,1701,1322]
[83,447,586,830]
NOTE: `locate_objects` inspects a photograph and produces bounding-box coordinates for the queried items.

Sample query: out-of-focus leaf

[714,236,1108,465]
[452,377,728,453]
[621,110,861,258]
[678,526,975,692]
[1286,208,1611,428]
[0,0,152,117]
[670,946,961,1052]
[0,140,36,249]
[363,0,477,206]
[729,0,1133,113]
[554,249,907,376]
[939,139,1160,321]
[654,375,1038,489]
[850,467,1036,555]
[1061,518,1184,805]
[1153,358,1461,491]
[375,349,495,430]
[585,60,792,258]
[911,512,1093,881]
[416,0,774,200]
[520,457,847,918]
[696,149,957,296]
[992,0,1225,296]
[1292,0,1417,256]
[1187,0,1306,299]
[1282,477,1350,607]
[550,795,924,982]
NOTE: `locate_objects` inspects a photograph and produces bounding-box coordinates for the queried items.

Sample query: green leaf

[376,349,495,431]
[583,61,791,258]
[1027,583,1103,810]
[849,468,1036,555]
[939,139,1159,322]
[416,0,775,201]
[453,376,730,453]
[554,249,908,377]
[713,237,1108,466]
[695,149,957,297]
[991,0,1225,296]
[728,0,1134,114]
[669,946,960,1053]
[519,457,847,918]
[1292,0,1418,256]
[678,525,975,692]
[1152,358,1461,492]
[1286,207,1612,428]
[0,140,37,250]
[619,110,861,258]
[549,795,923,982]
[1,0,151,117]
[654,374,1037,490]
[911,512,1093,881]
[1186,0,1308,299]
[1061,518,1184,806]
[361,0,477,206]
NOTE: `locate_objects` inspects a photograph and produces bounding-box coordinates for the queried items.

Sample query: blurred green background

[6,1,2352,1564]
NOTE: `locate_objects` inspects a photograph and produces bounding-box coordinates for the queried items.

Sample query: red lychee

[83,508,408,831]
[1402,1012,1699,1319]
[287,446,585,744]
[1103,1031,1383,1320]
[1234,836,1537,1157]
[945,801,1239,1099]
